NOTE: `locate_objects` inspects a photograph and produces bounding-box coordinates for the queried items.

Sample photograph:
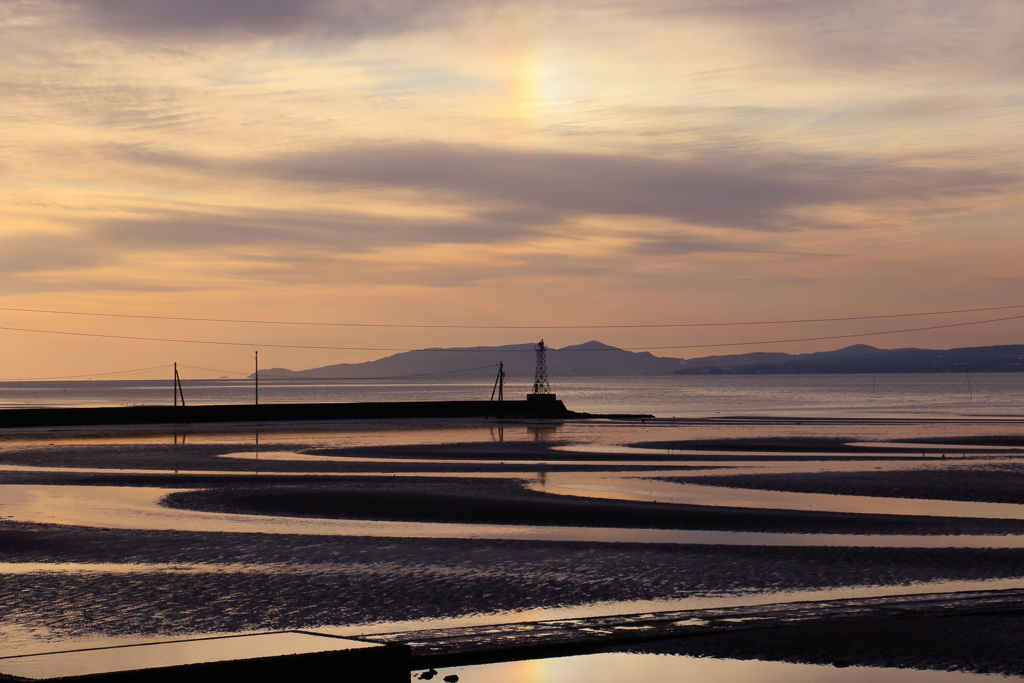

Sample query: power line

[2,363,174,382]
[0,324,410,351]
[17,362,502,384]
[628,314,1024,350]
[177,364,250,376]
[282,364,503,381]
[0,314,1021,353]
[192,356,254,366]
[175,362,501,380]
[3,360,501,383]
[1,303,1023,329]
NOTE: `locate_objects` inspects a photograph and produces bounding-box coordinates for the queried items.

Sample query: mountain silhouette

[255,342,1024,378]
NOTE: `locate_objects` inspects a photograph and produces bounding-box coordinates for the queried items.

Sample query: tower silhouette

[533,339,550,394]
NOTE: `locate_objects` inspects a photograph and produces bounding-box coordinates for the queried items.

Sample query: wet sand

[619,611,1024,677]
[675,462,1024,505]
[7,519,1024,649]
[3,418,1024,674]
[159,477,1024,536]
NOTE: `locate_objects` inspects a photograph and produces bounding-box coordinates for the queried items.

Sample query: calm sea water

[0,374,1021,418]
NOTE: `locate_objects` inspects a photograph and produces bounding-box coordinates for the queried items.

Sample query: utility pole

[491,362,505,402]
[174,363,185,406]
[490,362,505,419]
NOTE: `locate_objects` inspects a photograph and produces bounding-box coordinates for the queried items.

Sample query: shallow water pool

[432,652,1021,683]
[5,483,1024,548]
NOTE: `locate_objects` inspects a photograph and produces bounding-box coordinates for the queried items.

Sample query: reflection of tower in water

[490,426,504,442]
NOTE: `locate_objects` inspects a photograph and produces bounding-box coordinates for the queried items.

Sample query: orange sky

[2,1,1023,379]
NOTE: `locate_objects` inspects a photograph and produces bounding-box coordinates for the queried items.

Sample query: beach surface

[2,416,1024,675]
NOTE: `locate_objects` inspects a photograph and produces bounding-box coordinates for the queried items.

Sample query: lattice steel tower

[533,339,550,394]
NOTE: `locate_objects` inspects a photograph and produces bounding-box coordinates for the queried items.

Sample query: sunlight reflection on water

[438,651,1021,683]
[531,469,1024,521]
[4,414,1024,671]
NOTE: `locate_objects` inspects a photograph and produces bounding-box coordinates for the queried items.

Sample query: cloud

[53,0,507,42]
[0,232,102,274]
[0,205,552,294]
[93,206,548,253]
[627,233,770,256]
[249,141,1019,231]
[616,0,1024,77]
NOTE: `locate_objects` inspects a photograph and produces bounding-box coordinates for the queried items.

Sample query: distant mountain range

[671,343,1024,374]
[258,341,684,379]
[256,341,1024,379]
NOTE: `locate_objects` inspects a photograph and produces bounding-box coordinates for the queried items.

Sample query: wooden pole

[490,362,504,401]
[174,363,185,406]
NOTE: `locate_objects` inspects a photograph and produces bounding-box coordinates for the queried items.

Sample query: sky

[2,0,1023,379]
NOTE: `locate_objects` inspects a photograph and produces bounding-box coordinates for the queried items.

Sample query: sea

[0,373,1021,419]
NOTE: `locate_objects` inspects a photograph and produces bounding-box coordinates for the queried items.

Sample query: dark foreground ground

[619,611,1024,677]
[370,590,1024,677]
[2,419,1024,677]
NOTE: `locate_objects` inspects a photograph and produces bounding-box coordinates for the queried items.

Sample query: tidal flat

[2,416,1024,677]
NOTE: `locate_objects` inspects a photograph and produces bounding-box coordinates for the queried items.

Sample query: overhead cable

[1,303,1023,329]
[628,314,1024,350]
[2,363,174,382]
[1,314,1022,353]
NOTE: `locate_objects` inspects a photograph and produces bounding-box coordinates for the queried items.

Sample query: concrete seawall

[0,399,576,429]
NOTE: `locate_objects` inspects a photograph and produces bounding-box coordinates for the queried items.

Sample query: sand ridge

[3,417,1024,674]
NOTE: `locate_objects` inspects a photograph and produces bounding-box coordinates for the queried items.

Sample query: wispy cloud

[52,0,509,41]
[2,0,1023,371]
[93,206,550,253]
[614,1,1024,76]
[0,232,102,275]
[248,141,1019,231]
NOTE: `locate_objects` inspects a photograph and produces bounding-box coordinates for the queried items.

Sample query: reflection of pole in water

[537,470,547,488]
[490,426,504,442]
[255,431,260,474]
[528,425,558,441]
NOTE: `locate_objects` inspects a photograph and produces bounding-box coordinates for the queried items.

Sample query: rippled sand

[2,416,1024,674]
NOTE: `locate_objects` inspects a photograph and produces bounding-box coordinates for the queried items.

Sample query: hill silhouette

[255,342,1024,379]
[257,341,683,379]
[673,344,1024,374]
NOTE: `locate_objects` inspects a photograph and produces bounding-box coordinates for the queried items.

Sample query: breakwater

[0,399,575,429]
